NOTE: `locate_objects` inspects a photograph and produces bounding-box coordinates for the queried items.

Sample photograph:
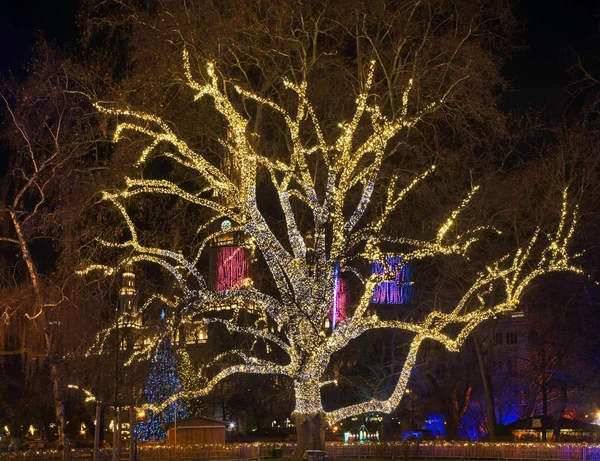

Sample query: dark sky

[504,0,600,111]
[0,0,598,113]
[0,1,78,75]
[1,0,599,104]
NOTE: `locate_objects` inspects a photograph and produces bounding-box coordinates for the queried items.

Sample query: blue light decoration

[135,333,187,441]
[457,415,482,441]
[371,257,413,304]
[402,430,423,441]
[457,399,521,440]
[424,413,446,438]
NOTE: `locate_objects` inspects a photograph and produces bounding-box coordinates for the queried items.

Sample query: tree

[135,333,187,441]
[80,1,583,456]
[421,339,475,440]
[0,41,107,454]
[489,280,600,441]
[176,350,203,418]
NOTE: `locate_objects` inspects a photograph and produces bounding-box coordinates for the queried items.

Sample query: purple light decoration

[371,257,412,304]
[216,246,250,290]
[330,263,348,329]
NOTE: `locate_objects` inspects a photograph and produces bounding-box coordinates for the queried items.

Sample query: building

[507,416,600,442]
[165,417,227,445]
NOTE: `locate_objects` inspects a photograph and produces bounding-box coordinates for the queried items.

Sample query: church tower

[120,264,142,327]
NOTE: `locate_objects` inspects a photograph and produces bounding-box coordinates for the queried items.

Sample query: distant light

[229,422,235,430]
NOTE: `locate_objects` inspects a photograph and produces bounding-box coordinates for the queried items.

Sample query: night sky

[505,0,600,111]
[0,1,78,75]
[0,0,599,108]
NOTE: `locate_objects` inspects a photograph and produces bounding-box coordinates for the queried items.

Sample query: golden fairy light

[80,50,582,425]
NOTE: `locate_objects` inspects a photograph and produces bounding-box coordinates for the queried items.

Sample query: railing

[325,442,600,460]
[3,442,600,461]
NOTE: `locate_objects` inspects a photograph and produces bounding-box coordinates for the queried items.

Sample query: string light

[82,50,582,427]
[67,384,97,403]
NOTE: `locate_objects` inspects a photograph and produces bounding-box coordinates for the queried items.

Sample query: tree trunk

[93,404,103,461]
[447,382,471,440]
[446,416,458,441]
[541,346,548,442]
[292,412,326,459]
[474,336,496,440]
[381,414,394,441]
[10,210,70,458]
[552,382,567,441]
[381,331,397,440]
[541,374,548,441]
[50,360,68,452]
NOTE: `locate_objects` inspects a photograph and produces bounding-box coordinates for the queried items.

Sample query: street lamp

[134,410,146,461]
[173,403,177,461]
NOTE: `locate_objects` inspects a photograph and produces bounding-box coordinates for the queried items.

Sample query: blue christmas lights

[134,334,187,441]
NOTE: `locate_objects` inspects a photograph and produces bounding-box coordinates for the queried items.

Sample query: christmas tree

[135,330,187,441]
[177,350,204,417]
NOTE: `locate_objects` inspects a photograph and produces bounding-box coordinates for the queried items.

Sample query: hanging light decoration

[371,257,413,305]
[215,246,251,291]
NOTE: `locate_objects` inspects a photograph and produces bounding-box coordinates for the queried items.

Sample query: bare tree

[0,43,103,455]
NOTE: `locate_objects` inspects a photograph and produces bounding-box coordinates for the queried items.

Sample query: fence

[3,442,600,461]
[326,442,600,460]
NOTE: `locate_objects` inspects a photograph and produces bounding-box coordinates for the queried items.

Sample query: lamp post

[173,404,177,461]
[135,410,145,461]
[113,294,121,461]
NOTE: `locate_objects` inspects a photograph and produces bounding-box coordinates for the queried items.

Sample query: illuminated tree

[136,333,187,441]
[176,350,203,417]
[80,2,582,455]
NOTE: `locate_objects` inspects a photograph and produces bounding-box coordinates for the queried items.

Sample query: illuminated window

[186,322,208,345]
